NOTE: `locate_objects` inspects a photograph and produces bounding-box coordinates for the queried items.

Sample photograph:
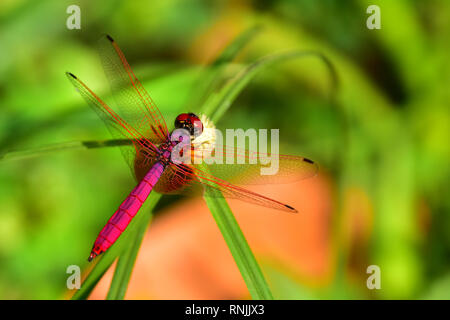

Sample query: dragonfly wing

[190,143,318,185]
[66,72,159,174]
[97,35,169,144]
[156,163,298,213]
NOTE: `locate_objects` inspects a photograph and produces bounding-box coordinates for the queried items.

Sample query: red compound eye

[174,113,203,137]
[175,113,190,122]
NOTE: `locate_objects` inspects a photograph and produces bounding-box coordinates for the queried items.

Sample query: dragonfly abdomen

[88,161,165,261]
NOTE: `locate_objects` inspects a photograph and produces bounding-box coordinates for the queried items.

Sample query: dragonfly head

[174,113,203,139]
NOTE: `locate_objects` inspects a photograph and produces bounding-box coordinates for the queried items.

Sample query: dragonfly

[66,35,318,262]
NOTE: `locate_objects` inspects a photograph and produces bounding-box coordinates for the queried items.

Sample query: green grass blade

[204,190,274,299]
[211,25,263,67]
[106,193,161,300]
[200,165,273,300]
[202,50,337,122]
[0,139,133,162]
[71,245,121,300]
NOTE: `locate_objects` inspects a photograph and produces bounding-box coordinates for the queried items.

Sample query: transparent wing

[149,138,317,212]
[189,143,318,185]
[97,35,169,144]
[65,72,159,172]
[155,162,299,213]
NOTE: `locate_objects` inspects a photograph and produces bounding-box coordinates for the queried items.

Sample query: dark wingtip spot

[106,34,114,42]
[285,204,298,213]
[67,72,77,79]
[303,158,314,164]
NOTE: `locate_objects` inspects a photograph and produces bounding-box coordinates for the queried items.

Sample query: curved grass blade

[212,25,263,67]
[202,50,338,122]
[188,25,263,111]
[0,139,133,162]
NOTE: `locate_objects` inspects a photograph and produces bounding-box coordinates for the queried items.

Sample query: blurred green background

[0,0,449,299]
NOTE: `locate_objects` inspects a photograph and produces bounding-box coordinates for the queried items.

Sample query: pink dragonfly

[66,35,318,262]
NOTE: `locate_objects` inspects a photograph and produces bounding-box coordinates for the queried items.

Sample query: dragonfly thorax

[153,141,174,164]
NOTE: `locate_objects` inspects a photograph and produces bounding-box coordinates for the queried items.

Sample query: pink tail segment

[88,162,165,261]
